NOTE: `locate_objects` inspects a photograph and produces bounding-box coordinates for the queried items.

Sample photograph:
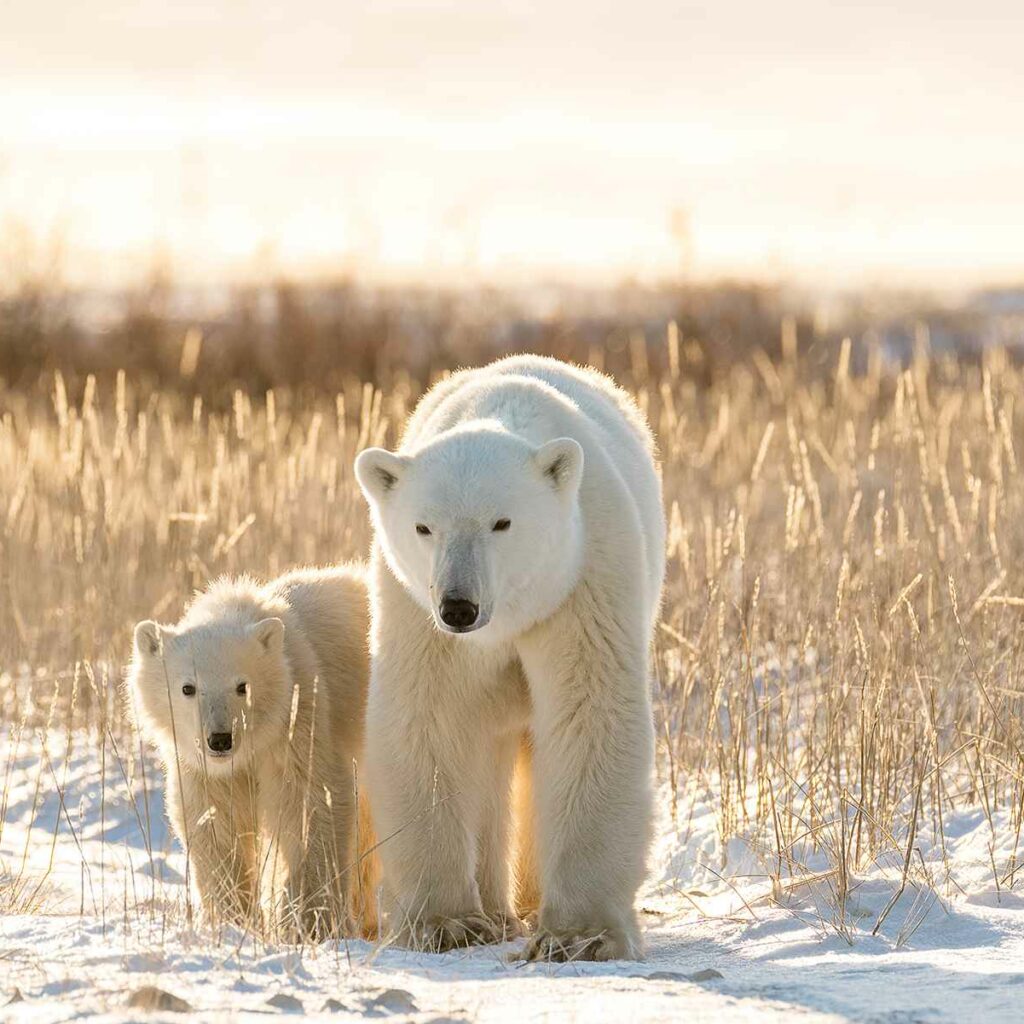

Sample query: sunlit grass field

[2,330,1024,944]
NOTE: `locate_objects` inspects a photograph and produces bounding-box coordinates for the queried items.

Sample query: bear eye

[415,524,431,536]
[493,518,511,532]
[182,683,196,697]
[236,681,248,697]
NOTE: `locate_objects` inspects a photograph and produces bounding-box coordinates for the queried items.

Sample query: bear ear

[354,447,408,503]
[534,438,584,495]
[134,620,163,657]
[250,617,285,653]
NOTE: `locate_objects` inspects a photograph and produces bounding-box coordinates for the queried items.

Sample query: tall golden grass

[2,331,1023,942]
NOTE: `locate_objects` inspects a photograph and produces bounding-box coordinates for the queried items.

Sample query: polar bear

[127,565,377,941]
[355,354,664,961]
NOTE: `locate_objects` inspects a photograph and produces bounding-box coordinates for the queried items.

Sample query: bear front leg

[365,632,513,947]
[474,728,525,942]
[366,685,506,951]
[167,770,259,930]
[515,584,655,962]
[264,773,353,943]
[281,824,345,943]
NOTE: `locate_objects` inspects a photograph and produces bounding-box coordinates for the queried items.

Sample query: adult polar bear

[355,355,664,961]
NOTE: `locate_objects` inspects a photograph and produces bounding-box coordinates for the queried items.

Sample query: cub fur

[127,565,377,940]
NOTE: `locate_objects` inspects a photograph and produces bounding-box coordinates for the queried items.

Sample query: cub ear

[534,437,584,495]
[250,617,285,653]
[354,447,408,503]
[134,620,163,657]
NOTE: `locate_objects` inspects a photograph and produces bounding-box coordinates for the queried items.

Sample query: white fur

[356,355,664,960]
[127,565,377,940]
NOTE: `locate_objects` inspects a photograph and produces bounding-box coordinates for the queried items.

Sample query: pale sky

[2,0,1022,287]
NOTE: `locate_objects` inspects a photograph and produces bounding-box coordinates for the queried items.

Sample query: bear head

[356,425,585,642]
[128,614,291,773]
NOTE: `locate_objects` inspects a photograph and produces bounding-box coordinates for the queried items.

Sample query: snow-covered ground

[3,729,1024,1023]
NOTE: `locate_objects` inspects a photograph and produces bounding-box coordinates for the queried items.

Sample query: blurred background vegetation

[3,270,1023,402]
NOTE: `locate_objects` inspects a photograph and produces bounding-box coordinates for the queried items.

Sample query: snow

[3,729,1024,1022]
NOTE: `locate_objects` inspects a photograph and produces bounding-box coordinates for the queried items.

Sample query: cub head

[355,427,585,640]
[128,615,290,772]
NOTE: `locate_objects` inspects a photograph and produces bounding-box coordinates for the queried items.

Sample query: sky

[1,0,1023,288]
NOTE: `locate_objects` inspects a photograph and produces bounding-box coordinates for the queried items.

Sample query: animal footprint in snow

[127,986,192,1012]
[266,992,304,1012]
[363,988,419,1014]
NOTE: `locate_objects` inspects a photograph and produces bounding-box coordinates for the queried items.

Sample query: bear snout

[206,731,233,754]
[438,594,480,631]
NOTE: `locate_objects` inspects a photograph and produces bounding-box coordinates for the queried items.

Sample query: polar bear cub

[128,565,375,941]
[355,354,665,961]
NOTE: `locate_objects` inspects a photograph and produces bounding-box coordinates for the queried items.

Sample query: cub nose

[439,595,479,630]
[207,731,233,753]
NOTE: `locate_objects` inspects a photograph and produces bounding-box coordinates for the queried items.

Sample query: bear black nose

[207,732,233,753]
[439,596,479,630]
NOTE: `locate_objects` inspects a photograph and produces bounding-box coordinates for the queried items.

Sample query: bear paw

[404,912,512,953]
[481,911,524,942]
[519,926,640,963]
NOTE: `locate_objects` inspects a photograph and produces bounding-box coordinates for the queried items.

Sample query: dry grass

[2,331,1024,945]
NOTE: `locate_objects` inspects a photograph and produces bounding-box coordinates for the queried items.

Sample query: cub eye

[236,681,248,697]
[415,524,431,536]
[493,518,511,532]
[182,683,196,697]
